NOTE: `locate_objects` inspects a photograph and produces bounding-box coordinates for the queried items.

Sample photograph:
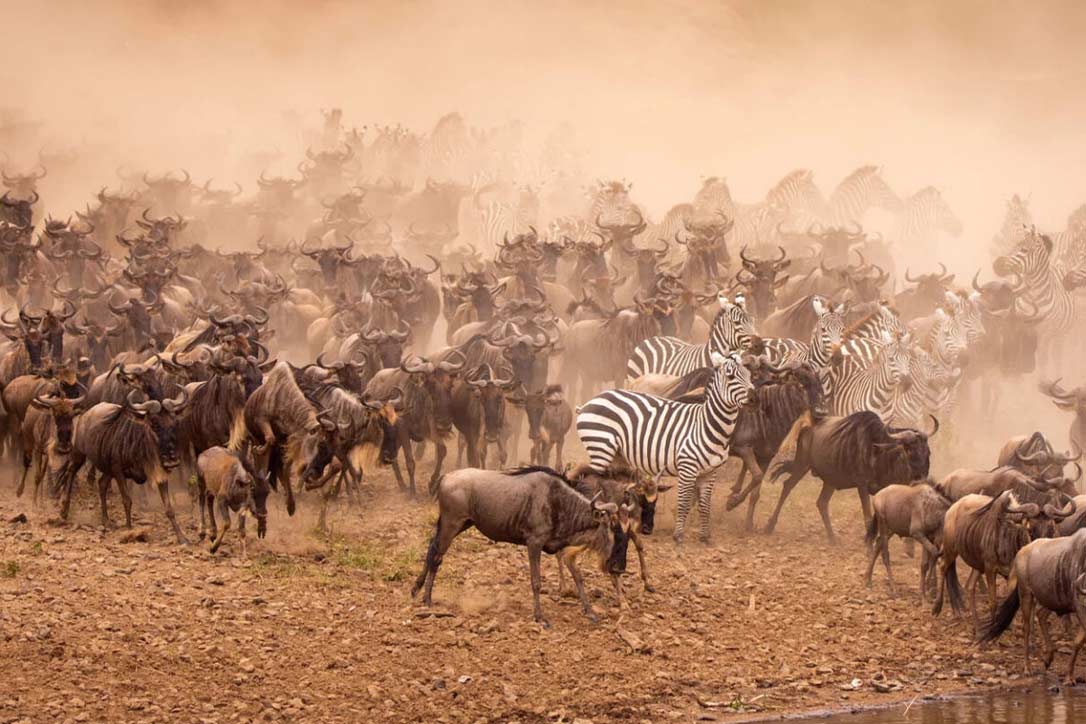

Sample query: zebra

[824,166,902,227]
[889,346,958,429]
[626,294,755,380]
[994,229,1075,372]
[893,187,962,245]
[765,169,826,231]
[577,351,754,544]
[823,330,912,421]
[760,297,849,376]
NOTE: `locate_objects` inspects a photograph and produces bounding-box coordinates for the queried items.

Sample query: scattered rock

[117,528,150,544]
[9,513,27,524]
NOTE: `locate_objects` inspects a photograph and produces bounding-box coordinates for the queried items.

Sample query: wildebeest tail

[978,580,1020,644]
[941,559,965,616]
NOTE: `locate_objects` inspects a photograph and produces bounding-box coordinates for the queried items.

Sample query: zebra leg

[672,465,699,545]
[696,472,716,544]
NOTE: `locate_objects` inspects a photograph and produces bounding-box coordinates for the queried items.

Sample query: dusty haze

[5,0,1086,251]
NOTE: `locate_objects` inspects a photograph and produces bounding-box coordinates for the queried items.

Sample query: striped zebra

[991,194,1032,257]
[995,229,1075,337]
[893,187,962,244]
[824,166,902,227]
[824,331,912,421]
[760,297,849,375]
[577,351,753,543]
[626,294,756,380]
[889,346,958,428]
[765,169,827,230]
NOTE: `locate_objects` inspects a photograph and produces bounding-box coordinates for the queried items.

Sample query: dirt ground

[0,456,1063,724]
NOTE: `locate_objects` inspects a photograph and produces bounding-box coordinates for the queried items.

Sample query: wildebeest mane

[662,367,713,400]
[244,362,317,442]
[826,411,926,485]
[90,406,159,482]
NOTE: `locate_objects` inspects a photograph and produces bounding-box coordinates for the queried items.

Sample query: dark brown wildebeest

[932,491,1071,630]
[979,528,1086,681]
[363,352,465,496]
[863,481,952,597]
[240,361,338,516]
[937,464,1075,505]
[764,412,936,541]
[451,364,516,469]
[996,430,1080,482]
[412,466,632,627]
[196,446,271,556]
[735,245,790,322]
[57,388,194,542]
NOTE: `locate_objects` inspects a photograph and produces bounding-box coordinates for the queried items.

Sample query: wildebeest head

[736,245,790,319]
[490,322,557,389]
[874,414,939,485]
[466,365,516,443]
[1041,379,1086,419]
[359,321,411,370]
[590,495,634,575]
[127,386,194,470]
[235,449,272,538]
[31,388,86,455]
[632,472,673,536]
[400,352,466,436]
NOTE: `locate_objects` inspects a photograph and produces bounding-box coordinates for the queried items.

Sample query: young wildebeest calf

[196,446,271,556]
[510,384,573,469]
[413,466,633,627]
[863,480,951,596]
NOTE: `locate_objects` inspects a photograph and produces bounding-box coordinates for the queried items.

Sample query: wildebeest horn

[125,390,162,416]
[401,355,434,374]
[161,387,192,413]
[1015,446,1049,464]
[438,349,467,372]
[971,269,984,293]
[904,267,920,283]
[1005,497,1041,517]
[1044,499,1077,521]
[927,414,940,438]
[316,351,345,371]
[1040,378,1074,400]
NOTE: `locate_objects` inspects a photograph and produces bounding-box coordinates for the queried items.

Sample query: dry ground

[0,456,1065,724]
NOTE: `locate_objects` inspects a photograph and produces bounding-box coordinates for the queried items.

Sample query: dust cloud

[6,1,1086,246]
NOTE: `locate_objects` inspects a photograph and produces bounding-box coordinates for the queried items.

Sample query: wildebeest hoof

[724,495,742,511]
[585,612,599,624]
[643,583,656,593]
[536,618,551,629]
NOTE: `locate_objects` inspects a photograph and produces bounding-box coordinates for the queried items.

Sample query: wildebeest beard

[605,520,630,574]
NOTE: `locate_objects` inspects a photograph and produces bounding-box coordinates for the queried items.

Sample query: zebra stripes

[824,331,912,421]
[825,166,901,227]
[626,294,755,380]
[577,351,753,543]
[761,297,848,372]
[996,230,1075,337]
[894,187,962,243]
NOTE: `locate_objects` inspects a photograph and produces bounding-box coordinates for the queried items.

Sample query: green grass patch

[324,534,422,582]
[249,553,309,579]
[1,560,20,578]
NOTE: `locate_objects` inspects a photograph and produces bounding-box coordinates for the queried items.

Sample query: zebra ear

[717,293,729,309]
[710,351,727,368]
[811,296,826,315]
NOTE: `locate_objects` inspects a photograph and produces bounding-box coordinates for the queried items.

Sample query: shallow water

[811,687,1086,723]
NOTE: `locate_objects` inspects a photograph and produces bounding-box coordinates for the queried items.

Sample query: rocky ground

[0,458,1066,724]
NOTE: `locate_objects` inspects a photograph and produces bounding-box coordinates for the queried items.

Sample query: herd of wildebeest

[3,110,1086,680]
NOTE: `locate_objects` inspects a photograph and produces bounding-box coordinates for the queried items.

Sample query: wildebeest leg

[209,498,232,554]
[967,569,981,634]
[15,448,30,497]
[561,549,598,621]
[863,523,883,588]
[554,438,564,470]
[527,544,549,627]
[402,437,419,497]
[97,472,114,529]
[31,449,47,504]
[206,494,218,542]
[429,440,447,491]
[197,481,207,541]
[156,477,190,545]
[815,483,837,544]
[726,462,748,510]
[856,486,873,536]
[1021,588,1035,674]
[116,478,134,529]
[1068,604,1086,682]
[1037,609,1056,670]
[763,467,807,535]
[612,573,628,611]
[631,530,654,592]
[413,516,471,605]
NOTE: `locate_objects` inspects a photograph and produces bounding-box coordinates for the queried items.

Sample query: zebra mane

[841,309,881,341]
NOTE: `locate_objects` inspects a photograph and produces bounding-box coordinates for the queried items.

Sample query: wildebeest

[932,491,1069,629]
[364,351,465,496]
[57,388,194,542]
[508,383,573,468]
[863,481,952,596]
[765,411,935,541]
[1039,379,1086,459]
[996,430,1079,482]
[412,466,632,627]
[979,528,1086,681]
[240,361,337,515]
[196,446,271,556]
[17,387,85,502]
[450,364,516,469]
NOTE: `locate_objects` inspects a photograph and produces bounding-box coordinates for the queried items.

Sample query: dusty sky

[5,0,1086,242]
